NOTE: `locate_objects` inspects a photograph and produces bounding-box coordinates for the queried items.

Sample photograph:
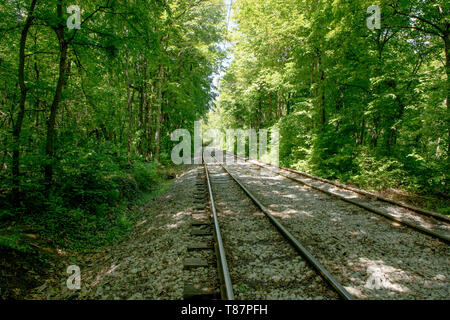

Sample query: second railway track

[203,159,352,300]
[225,151,450,243]
[212,151,449,299]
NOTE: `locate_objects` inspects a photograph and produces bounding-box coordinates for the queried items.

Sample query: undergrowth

[0,142,175,252]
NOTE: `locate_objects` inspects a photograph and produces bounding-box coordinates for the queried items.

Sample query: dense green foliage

[211,0,449,211]
[0,0,226,249]
[1,0,448,254]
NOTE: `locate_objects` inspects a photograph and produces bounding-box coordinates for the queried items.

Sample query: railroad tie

[191,228,213,236]
[187,242,213,251]
[192,213,210,220]
[183,283,220,300]
[183,257,210,269]
[192,220,210,227]
[182,165,230,301]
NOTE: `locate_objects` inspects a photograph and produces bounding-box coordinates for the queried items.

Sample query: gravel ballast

[26,166,201,300]
[250,158,450,235]
[207,163,339,300]
[24,160,449,300]
[220,153,449,300]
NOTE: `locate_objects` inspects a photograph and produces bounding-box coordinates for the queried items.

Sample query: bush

[305,129,357,180]
[25,199,133,251]
[132,162,161,192]
[15,142,165,251]
[351,151,410,191]
[111,173,140,201]
[277,112,313,167]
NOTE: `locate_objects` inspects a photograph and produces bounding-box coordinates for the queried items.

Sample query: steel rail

[281,167,450,223]
[223,151,450,244]
[252,158,449,224]
[212,156,355,300]
[203,162,235,300]
[226,150,449,224]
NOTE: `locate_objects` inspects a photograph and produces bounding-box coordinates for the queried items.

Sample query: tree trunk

[125,50,133,154]
[359,118,365,145]
[286,93,292,115]
[11,0,37,205]
[318,53,326,129]
[154,64,163,163]
[44,3,68,187]
[444,35,449,158]
[146,81,154,161]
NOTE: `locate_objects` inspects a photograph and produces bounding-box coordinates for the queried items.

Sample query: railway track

[212,151,449,299]
[184,152,449,300]
[183,167,222,299]
[223,151,450,244]
[204,162,234,299]
[184,157,354,300]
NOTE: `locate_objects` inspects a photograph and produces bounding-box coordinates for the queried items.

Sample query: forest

[209,0,449,213]
[0,0,448,300]
[0,0,226,251]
